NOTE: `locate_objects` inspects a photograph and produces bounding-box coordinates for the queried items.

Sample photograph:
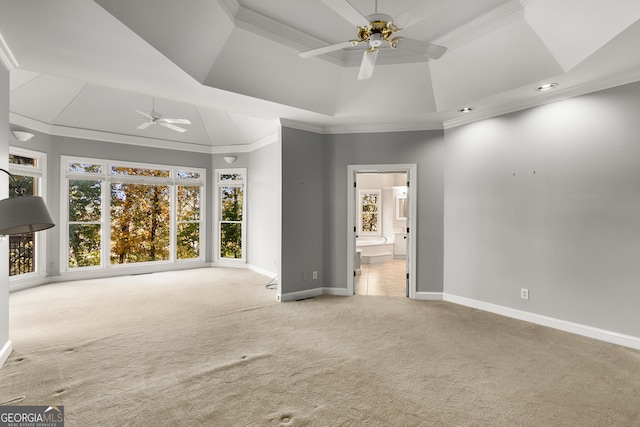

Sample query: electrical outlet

[313,271,318,280]
[521,288,529,300]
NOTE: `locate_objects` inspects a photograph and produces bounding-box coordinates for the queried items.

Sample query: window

[8,148,47,278]
[359,190,381,234]
[63,157,205,271]
[216,169,245,261]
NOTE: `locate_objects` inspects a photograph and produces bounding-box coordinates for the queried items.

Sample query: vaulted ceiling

[1,0,640,152]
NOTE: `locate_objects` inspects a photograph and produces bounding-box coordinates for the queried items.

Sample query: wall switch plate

[521,288,529,300]
[313,271,318,280]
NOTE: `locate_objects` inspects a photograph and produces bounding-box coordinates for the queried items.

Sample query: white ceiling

[1,0,640,153]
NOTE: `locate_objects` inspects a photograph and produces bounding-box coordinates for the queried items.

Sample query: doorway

[347,164,417,298]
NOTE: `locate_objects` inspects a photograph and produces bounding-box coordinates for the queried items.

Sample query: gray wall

[247,141,281,275]
[281,127,324,294]
[323,130,445,292]
[444,81,640,337]
[0,63,9,356]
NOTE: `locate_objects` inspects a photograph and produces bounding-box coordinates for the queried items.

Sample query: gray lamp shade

[0,196,55,235]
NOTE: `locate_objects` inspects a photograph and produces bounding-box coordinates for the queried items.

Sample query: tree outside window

[64,157,204,270]
[217,169,245,260]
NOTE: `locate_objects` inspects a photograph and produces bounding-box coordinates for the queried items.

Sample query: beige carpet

[1,268,639,426]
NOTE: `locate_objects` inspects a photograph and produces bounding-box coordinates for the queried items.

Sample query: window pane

[219,173,243,181]
[177,171,201,180]
[177,222,200,259]
[69,180,102,222]
[69,163,102,173]
[9,175,34,197]
[69,224,101,268]
[110,183,170,264]
[362,193,378,207]
[110,166,170,178]
[220,186,243,221]
[177,186,200,221]
[9,233,35,276]
[9,154,36,167]
[362,214,378,232]
[220,222,242,259]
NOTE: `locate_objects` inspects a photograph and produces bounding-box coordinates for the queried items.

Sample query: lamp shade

[0,196,55,235]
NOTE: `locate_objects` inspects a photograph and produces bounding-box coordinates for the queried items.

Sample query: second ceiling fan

[299,0,447,80]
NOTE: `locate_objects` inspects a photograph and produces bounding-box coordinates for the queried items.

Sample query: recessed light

[536,82,558,92]
[458,107,474,113]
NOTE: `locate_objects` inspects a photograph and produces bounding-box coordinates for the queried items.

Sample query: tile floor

[355,259,407,297]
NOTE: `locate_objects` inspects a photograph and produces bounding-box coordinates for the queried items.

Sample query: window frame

[8,147,48,282]
[215,168,246,263]
[61,156,205,273]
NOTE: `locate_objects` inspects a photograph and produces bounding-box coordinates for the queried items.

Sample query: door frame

[347,164,417,298]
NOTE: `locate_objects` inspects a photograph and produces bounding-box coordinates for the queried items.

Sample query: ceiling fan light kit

[299,0,447,80]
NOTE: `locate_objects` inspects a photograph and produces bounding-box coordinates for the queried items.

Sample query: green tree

[220,186,243,258]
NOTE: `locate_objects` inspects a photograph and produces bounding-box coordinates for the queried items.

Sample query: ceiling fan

[133,98,191,133]
[299,0,447,80]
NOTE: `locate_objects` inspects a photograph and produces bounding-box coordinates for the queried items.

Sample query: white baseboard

[443,293,640,351]
[247,264,277,279]
[415,292,444,301]
[0,340,13,369]
[323,287,351,296]
[280,287,324,302]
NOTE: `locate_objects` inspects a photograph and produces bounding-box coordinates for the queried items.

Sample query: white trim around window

[214,168,246,265]
[60,156,206,275]
[8,147,48,288]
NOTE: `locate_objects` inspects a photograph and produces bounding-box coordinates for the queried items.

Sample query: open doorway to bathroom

[347,164,417,298]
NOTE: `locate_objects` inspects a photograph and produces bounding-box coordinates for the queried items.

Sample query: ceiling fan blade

[357,49,378,80]
[159,122,187,133]
[135,109,154,120]
[137,121,153,130]
[160,118,191,125]
[393,0,448,29]
[322,0,369,27]
[394,37,447,59]
[299,40,356,58]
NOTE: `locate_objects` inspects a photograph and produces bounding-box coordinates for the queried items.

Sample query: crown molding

[279,119,325,134]
[0,31,19,71]
[217,0,240,23]
[280,117,444,135]
[323,120,444,135]
[443,69,640,129]
[10,113,277,155]
[210,131,279,154]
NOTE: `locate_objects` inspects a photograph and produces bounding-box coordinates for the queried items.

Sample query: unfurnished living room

[1,0,640,425]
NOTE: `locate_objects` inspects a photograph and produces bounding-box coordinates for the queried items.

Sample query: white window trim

[9,147,48,284]
[60,156,206,274]
[214,168,246,264]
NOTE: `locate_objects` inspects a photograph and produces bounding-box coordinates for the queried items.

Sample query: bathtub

[356,237,394,264]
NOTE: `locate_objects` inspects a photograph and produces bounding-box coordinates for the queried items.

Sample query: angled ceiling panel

[10,73,87,124]
[226,113,279,143]
[55,84,213,146]
[204,27,342,115]
[334,61,438,118]
[95,0,234,84]
[524,0,640,72]
[197,107,253,146]
[429,17,564,112]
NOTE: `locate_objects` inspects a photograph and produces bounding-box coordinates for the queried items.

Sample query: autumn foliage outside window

[64,157,204,270]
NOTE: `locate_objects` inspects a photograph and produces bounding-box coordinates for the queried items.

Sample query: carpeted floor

[1,267,639,426]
